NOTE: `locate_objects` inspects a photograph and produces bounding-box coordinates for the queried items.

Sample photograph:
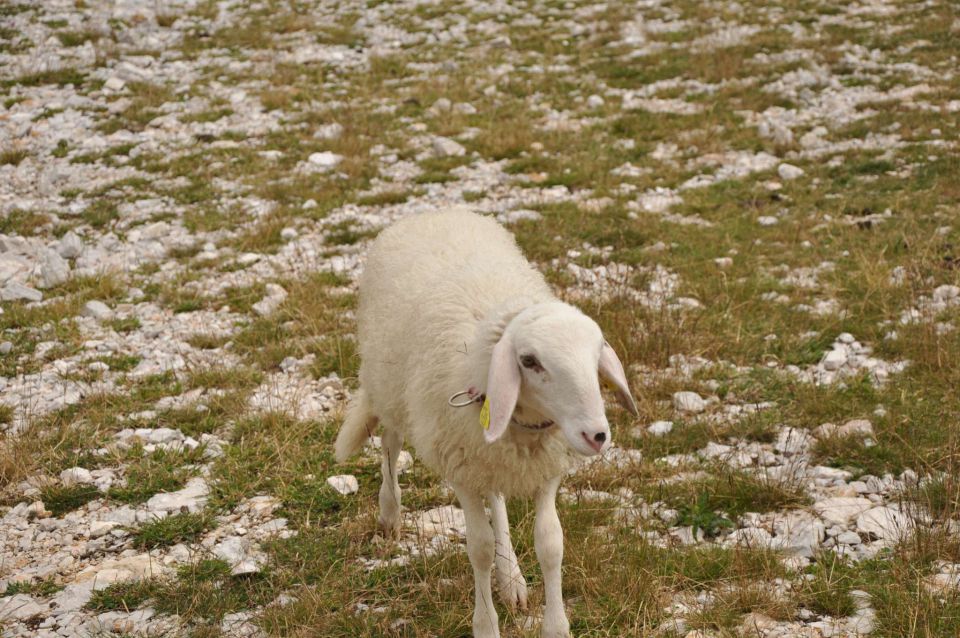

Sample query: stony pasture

[1,0,959,636]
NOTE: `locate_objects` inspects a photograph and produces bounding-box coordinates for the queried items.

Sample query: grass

[40,484,101,516]
[0,208,49,235]
[86,580,158,612]
[230,272,356,376]
[3,579,63,597]
[133,512,213,549]
[0,149,28,166]
[5,67,86,88]
[107,447,204,504]
[797,553,858,618]
[1,0,959,634]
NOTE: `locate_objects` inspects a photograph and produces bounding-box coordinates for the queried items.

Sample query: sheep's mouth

[580,431,605,454]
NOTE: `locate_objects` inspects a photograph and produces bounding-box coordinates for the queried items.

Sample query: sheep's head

[484,302,638,456]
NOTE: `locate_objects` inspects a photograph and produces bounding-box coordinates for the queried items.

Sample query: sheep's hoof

[378,516,401,539]
[540,616,571,638]
[496,567,528,611]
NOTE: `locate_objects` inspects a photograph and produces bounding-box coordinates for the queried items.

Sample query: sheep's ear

[599,341,639,417]
[484,334,520,443]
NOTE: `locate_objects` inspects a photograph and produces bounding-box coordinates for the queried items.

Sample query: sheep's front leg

[378,428,403,538]
[488,492,528,611]
[535,475,570,638]
[455,485,500,638]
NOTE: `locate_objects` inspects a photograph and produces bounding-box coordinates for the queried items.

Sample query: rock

[777,163,804,180]
[280,227,298,241]
[326,474,358,496]
[314,122,344,140]
[726,527,772,548]
[0,341,11,354]
[771,511,825,557]
[89,521,118,538]
[925,570,960,593]
[497,209,542,224]
[813,497,874,527]
[671,526,703,545]
[846,590,876,634]
[839,419,875,438]
[252,283,287,317]
[757,216,779,226]
[82,300,114,320]
[57,231,84,259]
[586,94,605,108]
[221,611,263,638]
[145,477,209,513]
[60,467,94,485]
[429,97,452,114]
[672,391,705,413]
[933,284,960,302]
[307,151,343,170]
[774,427,813,455]
[73,553,165,590]
[396,450,414,473]
[48,583,94,613]
[0,594,48,621]
[856,507,913,541]
[27,501,51,518]
[1,281,43,302]
[104,76,126,91]
[821,348,847,371]
[415,505,467,538]
[836,530,862,545]
[214,536,264,575]
[39,250,70,288]
[647,420,673,436]
[431,136,466,158]
[758,120,794,146]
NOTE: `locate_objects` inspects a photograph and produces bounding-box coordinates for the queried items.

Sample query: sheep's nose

[580,428,609,453]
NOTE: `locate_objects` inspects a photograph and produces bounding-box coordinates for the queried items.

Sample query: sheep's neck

[510,403,555,431]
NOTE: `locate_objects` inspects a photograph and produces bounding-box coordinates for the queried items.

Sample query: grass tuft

[133,512,213,549]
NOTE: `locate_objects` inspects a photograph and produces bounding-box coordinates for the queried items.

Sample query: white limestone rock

[672,391,705,413]
[326,474,359,496]
[145,477,209,513]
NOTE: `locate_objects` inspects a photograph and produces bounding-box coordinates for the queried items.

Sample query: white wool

[341,210,578,497]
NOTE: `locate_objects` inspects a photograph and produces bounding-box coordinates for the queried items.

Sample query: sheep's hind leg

[378,427,403,538]
[535,475,570,638]
[455,485,500,638]
[488,492,527,611]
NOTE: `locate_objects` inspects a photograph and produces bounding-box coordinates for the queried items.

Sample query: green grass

[798,553,858,618]
[40,484,101,517]
[5,67,87,88]
[57,30,99,47]
[3,579,63,597]
[230,272,356,376]
[86,580,158,612]
[0,149,28,166]
[133,512,213,549]
[107,447,204,504]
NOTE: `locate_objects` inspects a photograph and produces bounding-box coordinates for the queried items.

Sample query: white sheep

[335,210,638,638]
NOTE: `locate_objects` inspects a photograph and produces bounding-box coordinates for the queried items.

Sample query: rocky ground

[1,0,959,636]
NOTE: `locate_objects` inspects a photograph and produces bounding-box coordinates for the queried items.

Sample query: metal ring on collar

[448,390,476,407]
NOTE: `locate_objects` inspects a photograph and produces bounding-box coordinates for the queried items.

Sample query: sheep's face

[485,303,638,456]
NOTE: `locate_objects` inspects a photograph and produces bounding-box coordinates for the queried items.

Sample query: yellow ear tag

[479,397,491,430]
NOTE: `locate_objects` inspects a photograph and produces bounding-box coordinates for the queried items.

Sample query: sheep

[335,209,638,638]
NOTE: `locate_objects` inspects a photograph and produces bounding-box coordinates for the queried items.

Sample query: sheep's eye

[520,354,541,370]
